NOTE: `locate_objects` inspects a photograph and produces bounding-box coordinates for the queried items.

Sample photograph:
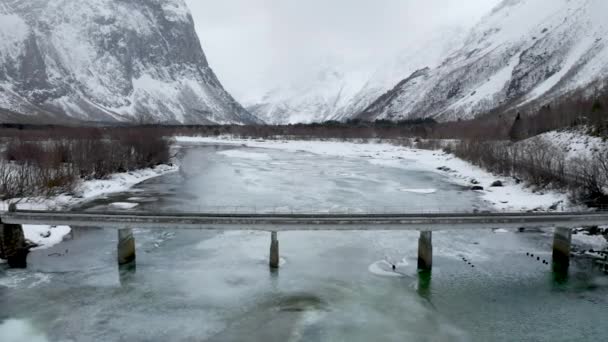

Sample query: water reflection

[417,269,432,300]
[552,261,570,284]
[119,263,137,287]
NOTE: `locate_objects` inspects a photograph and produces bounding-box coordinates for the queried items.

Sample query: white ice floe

[400,188,437,194]
[109,202,139,210]
[369,260,403,277]
[368,259,412,278]
[218,149,272,161]
[177,136,570,212]
[493,229,509,233]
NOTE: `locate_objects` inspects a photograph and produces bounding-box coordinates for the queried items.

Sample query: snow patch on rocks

[23,225,71,250]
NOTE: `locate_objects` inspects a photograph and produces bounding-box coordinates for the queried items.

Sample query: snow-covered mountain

[0,0,260,124]
[358,0,608,122]
[248,28,467,125]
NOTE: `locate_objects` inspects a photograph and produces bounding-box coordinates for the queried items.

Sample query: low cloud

[185,0,502,102]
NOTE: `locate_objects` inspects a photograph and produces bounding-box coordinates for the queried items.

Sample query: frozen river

[2,144,608,341]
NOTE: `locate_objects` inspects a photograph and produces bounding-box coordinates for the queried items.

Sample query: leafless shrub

[0,128,171,200]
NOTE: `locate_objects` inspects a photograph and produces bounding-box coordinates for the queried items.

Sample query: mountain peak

[0,0,260,124]
[357,0,608,122]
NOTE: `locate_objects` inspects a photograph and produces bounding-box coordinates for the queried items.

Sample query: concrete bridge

[1,207,608,274]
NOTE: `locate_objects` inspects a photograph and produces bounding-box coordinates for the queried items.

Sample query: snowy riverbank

[1,164,178,250]
[176,136,572,212]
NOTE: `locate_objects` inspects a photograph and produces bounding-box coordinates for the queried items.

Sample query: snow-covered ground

[572,229,608,251]
[529,128,608,160]
[176,136,571,212]
[0,164,177,250]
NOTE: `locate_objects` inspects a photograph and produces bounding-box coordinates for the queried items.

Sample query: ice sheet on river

[179,136,571,212]
[400,188,437,194]
[218,149,272,161]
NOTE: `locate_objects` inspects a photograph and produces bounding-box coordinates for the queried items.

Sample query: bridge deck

[2,210,607,231]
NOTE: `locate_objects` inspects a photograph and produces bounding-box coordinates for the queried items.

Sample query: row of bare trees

[0,128,171,200]
[447,137,608,207]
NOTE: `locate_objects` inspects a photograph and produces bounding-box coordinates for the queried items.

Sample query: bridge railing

[3,203,608,215]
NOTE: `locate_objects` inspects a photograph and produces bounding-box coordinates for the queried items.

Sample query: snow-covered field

[1,164,177,250]
[530,128,608,160]
[176,136,571,212]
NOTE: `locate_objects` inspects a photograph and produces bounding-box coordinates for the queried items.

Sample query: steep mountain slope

[248,28,467,125]
[0,0,259,124]
[359,0,608,122]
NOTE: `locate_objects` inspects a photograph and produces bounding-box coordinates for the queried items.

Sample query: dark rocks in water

[470,179,480,185]
[1,223,29,268]
[437,166,452,172]
[513,177,523,184]
[7,248,29,268]
[549,201,564,211]
[587,226,601,235]
[471,186,484,191]
[491,180,504,187]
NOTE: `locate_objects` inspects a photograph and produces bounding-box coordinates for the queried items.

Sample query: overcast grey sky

[185,0,502,102]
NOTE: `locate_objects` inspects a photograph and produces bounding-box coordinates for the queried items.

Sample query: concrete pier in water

[117,228,136,265]
[0,220,27,268]
[418,231,433,271]
[552,227,572,276]
[269,231,280,269]
[0,204,28,268]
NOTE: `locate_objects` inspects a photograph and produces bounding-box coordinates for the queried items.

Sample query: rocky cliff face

[0,0,260,124]
[358,0,608,122]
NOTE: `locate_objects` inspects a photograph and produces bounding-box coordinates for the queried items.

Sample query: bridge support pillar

[269,231,280,269]
[0,219,28,269]
[418,231,432,271]
[552,227,571,276]
[117,229,136,266]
